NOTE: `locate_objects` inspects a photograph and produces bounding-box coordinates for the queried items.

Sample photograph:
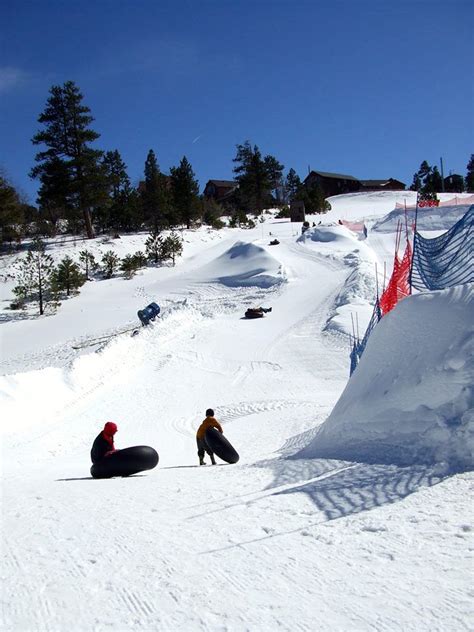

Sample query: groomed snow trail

[2,213,472,631]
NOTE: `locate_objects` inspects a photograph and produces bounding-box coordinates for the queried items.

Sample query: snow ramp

[300,284,474,469]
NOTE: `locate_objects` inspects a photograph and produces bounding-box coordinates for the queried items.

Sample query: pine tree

[31,81,105,239]
[101,250,120,278]
[14,237,55,315]
[120,254,140,279]
[79,249,97,279]
[170,156,200,229]
[411,161,439,202]
[232,142,284,214]
[36,157,74,236]
[201,197,225,228]
[52,256,85,296]
[131,251,147,268]
[294,181,329,214]
[100,150,137,233]
[285,168,302,202]
[409,173,421,192]
[142,149,172,230]
[145,230,164,264]
[466,154,474,192]
[161,231,183,266]
[0,173,24,246]
[425,166,442,193]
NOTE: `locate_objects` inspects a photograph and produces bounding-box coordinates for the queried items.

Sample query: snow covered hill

[1,192,472,631]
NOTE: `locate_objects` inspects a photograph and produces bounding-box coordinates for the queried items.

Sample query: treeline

[0,81,331,247]
[409,158,474,201]
[1,80,473,247]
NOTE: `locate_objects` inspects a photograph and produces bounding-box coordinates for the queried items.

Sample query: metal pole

[408,191,419,294]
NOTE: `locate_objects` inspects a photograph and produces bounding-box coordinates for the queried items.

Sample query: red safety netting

[379,225,412,315]
[395,194,474,210]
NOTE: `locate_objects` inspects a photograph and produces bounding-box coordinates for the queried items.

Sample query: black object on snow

[138,302,160,326]
[90,446,159,478]
[205,427,239,464]
[244,307,272,319]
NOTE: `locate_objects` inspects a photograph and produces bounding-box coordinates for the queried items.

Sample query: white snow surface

[1,192,472,631]
[301,284,474,468]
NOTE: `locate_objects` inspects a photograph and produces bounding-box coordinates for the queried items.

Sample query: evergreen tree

[100,150,142,232]
[294,181,330,214]
[120,254,140,279]
[232,141,284,214]
[170,156,200,229]
[145,230,164,264]
[425,166,442,193]
[31,81,105,239]
[36,157,71,236]
[142,149,172,230]
[131,251,147,268]
[79,249,97,279]
[466,154,474,192]
[101,250,120,278]
[285,168,302,202]
[12,259,36,307]
[411,160,440,202]
[52,256,85,296]
[14,237,55,315]
[418,160,431,183]
[409,173,421,192]
[201,197,225,229]
[0,173,24,246]
[161,231,183,266]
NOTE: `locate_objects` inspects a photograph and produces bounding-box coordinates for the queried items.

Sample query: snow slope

[1,192,472,631]
[301,284,474,468]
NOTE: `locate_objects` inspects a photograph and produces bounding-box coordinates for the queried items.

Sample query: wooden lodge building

[203,180,238,204]
[304,170,406,199]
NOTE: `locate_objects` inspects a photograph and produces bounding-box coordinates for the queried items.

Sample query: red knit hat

[103,421,118,435]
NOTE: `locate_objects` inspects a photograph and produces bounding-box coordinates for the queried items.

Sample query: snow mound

[324,190,417,222]
[203,241,285,288]
[300,284,474,470]
[299,225,359,246]
[372,204,472,233]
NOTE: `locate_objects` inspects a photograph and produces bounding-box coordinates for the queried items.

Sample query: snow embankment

[298,225,377,336]
[200,241,286,288]
[300,284,474,470]
[372,204,473,233]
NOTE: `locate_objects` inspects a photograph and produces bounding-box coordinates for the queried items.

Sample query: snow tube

[90,446,159,479]
[138,302,160,326]
[245,309,264,319]
[205,427,239,464]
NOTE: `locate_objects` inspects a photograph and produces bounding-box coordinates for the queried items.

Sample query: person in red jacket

[90,421,118,464]
[196,408,223,465]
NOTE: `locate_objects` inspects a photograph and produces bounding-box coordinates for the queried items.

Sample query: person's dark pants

[197,438,213,459]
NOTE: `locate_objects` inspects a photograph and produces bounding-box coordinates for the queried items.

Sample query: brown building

[137,175,172,194]
[443,174,464,193]
[203,179,238,203]
[359,178,406,191]
[304,170,361,198]
[304,170,406,198]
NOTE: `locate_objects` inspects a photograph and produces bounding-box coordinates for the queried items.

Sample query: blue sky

[1,0,472,203]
